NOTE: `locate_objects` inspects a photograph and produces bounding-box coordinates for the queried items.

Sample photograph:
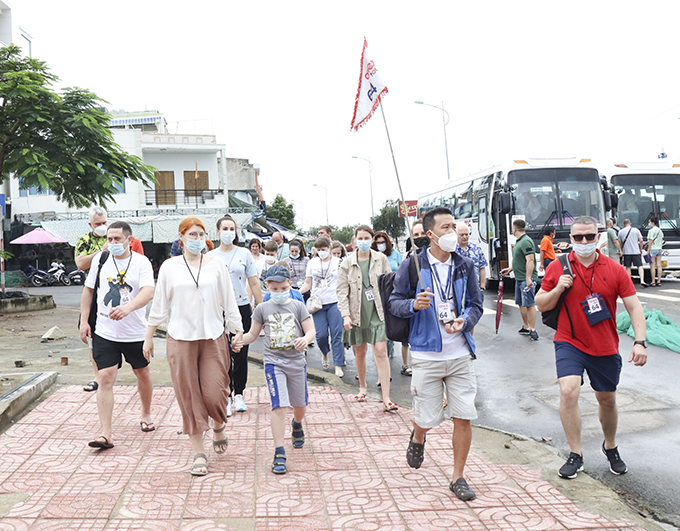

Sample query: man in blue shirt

[455,223,488,290]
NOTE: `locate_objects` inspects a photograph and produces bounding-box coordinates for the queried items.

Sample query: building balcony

[145,188,224,207]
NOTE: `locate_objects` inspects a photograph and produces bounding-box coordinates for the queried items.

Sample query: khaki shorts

[410,356,477,428]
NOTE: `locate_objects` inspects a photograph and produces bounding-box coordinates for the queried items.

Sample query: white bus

[418,157,612,284]
[607,160,680,269]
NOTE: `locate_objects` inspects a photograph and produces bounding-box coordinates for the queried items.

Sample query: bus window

[615,184,654,227]
[655,184,680,229]
[558,180,606,225]
[455,182,474,218]
[478,195,488,242]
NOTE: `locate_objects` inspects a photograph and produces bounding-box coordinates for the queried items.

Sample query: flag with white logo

[350,38,388,132]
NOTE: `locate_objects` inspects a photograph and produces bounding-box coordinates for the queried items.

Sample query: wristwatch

[633,340,647,348]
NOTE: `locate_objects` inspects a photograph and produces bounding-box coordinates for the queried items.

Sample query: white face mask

[265,255,277,265]
[377,243,387,252]
[317,250,330,260]
[93,225,108,237]
[220,231,236,245]
[572,241,598,257]
[432,231,458,252]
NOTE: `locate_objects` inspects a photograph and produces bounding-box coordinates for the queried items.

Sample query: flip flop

[83,381,99,392]
[140,421,155,432]
[88,436,114,449]
[354,388,368,402]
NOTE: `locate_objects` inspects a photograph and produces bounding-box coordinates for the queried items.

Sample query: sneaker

[601,442,628,475]
[233,394,247,412]
[226,396,233,417]
[529,330,539,341]
[518,327,530,335]
[559,452,584,479]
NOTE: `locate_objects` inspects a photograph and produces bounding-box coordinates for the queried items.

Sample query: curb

[0,371,58,431]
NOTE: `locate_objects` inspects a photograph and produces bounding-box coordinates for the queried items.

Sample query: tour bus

[607,160,680,269]
[418,157,613,285]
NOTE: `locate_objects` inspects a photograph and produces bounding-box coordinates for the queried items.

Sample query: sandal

[322,354,330,369]
[140,421,155,432]
[88,436,114,450]
[191,453,209,476]
[449,478,476,501]
[355,388,367,402]
[383,401,398,412]
[401,365,412,376]
[406,430,426,469]
[272,453,287,474]
[83,381,99,392]
[212,423,228,454]
[291,420,305,449]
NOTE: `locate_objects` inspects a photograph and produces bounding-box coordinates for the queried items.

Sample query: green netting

[617,306,680,353]
[2,271,28,287]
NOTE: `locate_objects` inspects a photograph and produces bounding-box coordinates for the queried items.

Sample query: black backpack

[540,253,575,338]
[378,255,419,343]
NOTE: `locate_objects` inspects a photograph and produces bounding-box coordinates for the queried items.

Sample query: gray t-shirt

[618,226,642,255]
[252,299,311,364]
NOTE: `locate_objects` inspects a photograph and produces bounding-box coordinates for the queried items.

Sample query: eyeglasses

[571,233,597,242]
[186,232,207,240]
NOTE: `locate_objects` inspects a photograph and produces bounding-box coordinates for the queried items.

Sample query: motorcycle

[47,262,72,286]
[24,265,59,287]
[67,269,86,285]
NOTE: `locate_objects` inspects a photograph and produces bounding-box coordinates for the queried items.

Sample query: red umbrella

[495,278,504,334]
[10,228,68,245]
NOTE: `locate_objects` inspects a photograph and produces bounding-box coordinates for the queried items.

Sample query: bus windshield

[508,168,604,230]
[612,174,680,233]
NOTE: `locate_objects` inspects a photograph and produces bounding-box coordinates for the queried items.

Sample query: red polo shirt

[541,250,636,356]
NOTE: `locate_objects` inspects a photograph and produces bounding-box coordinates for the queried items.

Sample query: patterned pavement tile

[257,469,322,493]
[58,471,132,495]
[134,454,196,475]
[123,472,193,494]
[401,509,488,530]
[542,504,637,529]
[390,484,468,512]
[255,489,325,518]
[323,486,396,516]
[181,520,255,531]
[473,505,566,530]
[0,453,28,482]
[355,421,412,439]
[104,520,179,530]
[310,437,366,454]
[502,464,542,484]
[183,490,256,519]
[462,462,511,485]
[328,512,408,530]
[115,492,187,520]
[0,519,34,531]
[317,469,384,491]
[77,452,141,476]
[379,466,450,489]
[255,516,329,531]
[41,493,119,519]
[313,451,381,473]
[29,519,108,530]
[300,422,357,439]
[466,483,535,508]
[519,481,571,506]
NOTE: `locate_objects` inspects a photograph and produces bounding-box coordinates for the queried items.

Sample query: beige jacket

[336,250,391,326]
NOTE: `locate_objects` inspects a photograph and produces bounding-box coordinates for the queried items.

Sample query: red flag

[350,38,388,132]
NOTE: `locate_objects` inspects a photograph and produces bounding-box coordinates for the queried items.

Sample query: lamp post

[415,100,451,181]
[352,156,374,222]
[312,183,329,226]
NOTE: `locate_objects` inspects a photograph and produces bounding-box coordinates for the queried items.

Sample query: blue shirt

[455,242,488,272]
[387,249,403,272]
[263,288,304,302]
[208,247,257,306]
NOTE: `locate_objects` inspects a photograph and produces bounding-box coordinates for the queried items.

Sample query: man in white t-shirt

[389,207,483,501]
[79,221,156,450]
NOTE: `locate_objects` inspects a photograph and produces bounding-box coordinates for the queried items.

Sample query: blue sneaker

[529,330,539,341]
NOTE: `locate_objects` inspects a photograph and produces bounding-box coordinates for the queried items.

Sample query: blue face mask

[356,240,372,253]
[185,239,206,255]
[271,290,290,304]
[108,242,126,257]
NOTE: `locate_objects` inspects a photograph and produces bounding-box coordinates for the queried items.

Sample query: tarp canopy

[617,306,680,353]
[10,228,68,244]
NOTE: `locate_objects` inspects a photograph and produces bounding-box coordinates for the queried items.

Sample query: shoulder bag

[540,254,575,338]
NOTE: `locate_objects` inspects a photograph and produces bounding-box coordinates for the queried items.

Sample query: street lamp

[415,100,451,181]
[352,156,374,222]
[312,183,329,226]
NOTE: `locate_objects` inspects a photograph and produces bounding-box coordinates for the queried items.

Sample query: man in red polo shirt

[536,216,647,480]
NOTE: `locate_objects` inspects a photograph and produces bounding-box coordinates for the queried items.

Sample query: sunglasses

[571,233,597,242]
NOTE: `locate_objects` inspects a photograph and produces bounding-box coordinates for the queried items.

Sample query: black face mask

[406,236,431,252]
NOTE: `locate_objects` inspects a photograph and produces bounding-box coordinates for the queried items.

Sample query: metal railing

[144,188,225,207]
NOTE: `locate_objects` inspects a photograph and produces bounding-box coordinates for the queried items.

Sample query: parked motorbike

[67,269,86,285]
[24,265,59,287]
[47,262,72,286]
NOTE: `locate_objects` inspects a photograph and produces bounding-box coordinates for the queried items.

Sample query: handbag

[643,249,653,264]
[306,293,322,314]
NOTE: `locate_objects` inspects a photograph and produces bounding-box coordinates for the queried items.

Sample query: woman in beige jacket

[337,225,397,411]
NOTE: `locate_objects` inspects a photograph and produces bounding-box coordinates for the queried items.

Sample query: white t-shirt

[85,251,155,342]
[305,256,341,305]
[208,247,257,306]
[410,250,472,362]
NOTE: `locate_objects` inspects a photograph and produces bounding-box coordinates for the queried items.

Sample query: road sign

[399,200,417,217]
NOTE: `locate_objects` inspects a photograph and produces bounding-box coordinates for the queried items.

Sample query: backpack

[540,253,575,338]
[378,255,419,343]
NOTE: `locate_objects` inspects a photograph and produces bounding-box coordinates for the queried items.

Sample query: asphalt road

[25,280,680,526]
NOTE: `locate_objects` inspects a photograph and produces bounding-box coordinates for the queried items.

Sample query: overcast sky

[19,1,680,229]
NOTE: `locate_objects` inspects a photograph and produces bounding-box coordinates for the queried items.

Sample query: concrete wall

[0,295,55,313]
[225,158,256,191]
[143,151,220,191]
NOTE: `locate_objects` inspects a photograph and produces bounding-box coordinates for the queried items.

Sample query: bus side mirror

[610,192,618,209]
[603,191,612,211]
[499,192,512,215]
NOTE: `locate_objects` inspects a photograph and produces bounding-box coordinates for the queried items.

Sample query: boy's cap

[265,265,291,282]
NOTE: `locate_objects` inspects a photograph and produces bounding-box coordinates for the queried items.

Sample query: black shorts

[92,334,148,371]
[623,254,642,267]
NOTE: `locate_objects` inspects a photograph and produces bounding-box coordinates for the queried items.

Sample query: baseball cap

[265,265,291,282]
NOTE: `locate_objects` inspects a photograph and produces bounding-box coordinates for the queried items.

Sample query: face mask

[220,231,235,245]
[185,239,206,255]
[271,290,290,304]
[289,253,300,260]
[414,236,430,248]
[317,250,330,260]
[93,225,108,237]
[356,240,372,253]
[265,255,277,264]
[432,232,458,252]
[277,242,283,248]
[377,243,387,252]
[108,242,126,257]
[572,241,598,257]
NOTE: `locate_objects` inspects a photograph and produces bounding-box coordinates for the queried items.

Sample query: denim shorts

[514,280,536,307]
[650,249,662,257]
[555,341,622,392]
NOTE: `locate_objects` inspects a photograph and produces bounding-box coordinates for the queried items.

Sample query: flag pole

[379,100,424,289]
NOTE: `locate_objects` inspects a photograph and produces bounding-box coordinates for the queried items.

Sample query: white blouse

[148,256,243,341]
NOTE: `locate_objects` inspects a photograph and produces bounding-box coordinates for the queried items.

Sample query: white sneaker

[226,396,233,417]
[234,394,247,412]
[335,366,344,378]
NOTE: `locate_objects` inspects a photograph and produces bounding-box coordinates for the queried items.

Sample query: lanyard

[111,253,133,286]
[431,259,452,301]
[183,253,203,289]
[573,255,597,294]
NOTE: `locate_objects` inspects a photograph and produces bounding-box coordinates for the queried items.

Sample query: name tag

[437,302,454,323]
[120,288,131,305]
[586,294,601,313]
[364,287,375,301]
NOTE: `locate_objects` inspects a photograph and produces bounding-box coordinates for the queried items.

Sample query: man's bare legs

[559,375,583,455]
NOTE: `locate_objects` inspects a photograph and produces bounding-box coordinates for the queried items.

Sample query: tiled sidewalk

[0,385,646,530]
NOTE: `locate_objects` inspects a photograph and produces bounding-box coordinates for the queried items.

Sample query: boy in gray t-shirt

[237,265,315,475]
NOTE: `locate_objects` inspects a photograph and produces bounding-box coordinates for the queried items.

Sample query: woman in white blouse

[144,217,243,476]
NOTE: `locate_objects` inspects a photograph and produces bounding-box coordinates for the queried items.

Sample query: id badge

[365,287,375,301]
[437,302,454,323]
[580,293,612,326]
[586,294,601,313]
[120,288,131,305]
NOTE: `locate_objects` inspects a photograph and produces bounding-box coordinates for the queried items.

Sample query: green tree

[372,199,406,243]
[0,45,155,208]
[333,224,358,245]
[267,194,296,230]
